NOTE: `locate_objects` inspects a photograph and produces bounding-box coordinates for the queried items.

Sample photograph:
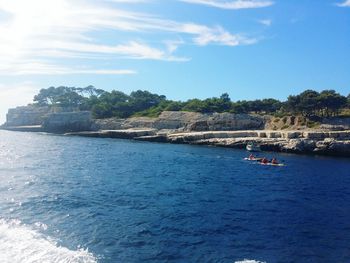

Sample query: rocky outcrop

[265,116,350,131]
[280,139,316,153]
[42,111,92,133]
[167,131,260,143]
[2,105,93,133]
[65,129,350,157]
[4,106,51,127]
[89,111,204,131]
[91,111,265,132]
[186,112,264,131]
[123,117,158,129]
[66,129,157,139]
[183,135,350,157]
[265,115,309,130]
[156,111,204,130]
[313,139,350,155]
[91,118,124,131]
[320,117,350,130]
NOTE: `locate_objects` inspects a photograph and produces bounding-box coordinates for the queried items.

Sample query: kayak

[259,162,285,167]
[244,157,263,161]
[244,158,286,166]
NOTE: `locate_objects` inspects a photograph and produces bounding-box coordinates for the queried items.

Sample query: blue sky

[0,0,349,122]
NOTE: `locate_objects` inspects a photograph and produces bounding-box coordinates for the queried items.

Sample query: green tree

[164,101,185,111]
[231,100,250,114]
[182,99,207,113]
[298,90,320,116]
[129,90,166,113]
[33,86,84,107]
[92,103,114,118]
[318,90,347,117]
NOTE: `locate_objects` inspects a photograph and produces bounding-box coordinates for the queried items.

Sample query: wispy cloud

[336,0,350,7]
[177,23,256,46]
[258,19,272,26]
[0,61,137,75]
[179,0,274,9]
[0,0,259,75]
[24,39,189,61]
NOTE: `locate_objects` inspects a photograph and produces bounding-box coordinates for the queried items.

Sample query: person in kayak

[249,154,255,160]
[271,158,279,164]
[261,157,269,164]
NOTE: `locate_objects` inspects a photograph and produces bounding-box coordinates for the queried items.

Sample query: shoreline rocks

[63,129,350,157]
[2,125,350,157]
[65,129,157,139]
[2,106,350,157]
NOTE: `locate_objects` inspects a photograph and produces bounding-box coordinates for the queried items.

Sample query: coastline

[63,129,350,157]
[2,108,350,157]
[2,126,350,157]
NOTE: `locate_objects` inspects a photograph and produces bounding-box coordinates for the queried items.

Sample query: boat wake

[0,218,97,263]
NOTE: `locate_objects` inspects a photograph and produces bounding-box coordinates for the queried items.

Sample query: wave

[0,218,97,263]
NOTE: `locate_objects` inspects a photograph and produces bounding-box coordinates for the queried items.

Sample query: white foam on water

[235,260,266,263]
[0,219,97,263]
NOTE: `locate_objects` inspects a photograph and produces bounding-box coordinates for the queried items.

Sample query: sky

[0,0,349,122]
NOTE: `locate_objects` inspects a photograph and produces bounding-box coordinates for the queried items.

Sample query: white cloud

[0,0,258,76]
[23,39,189,61]
[178,23,256,46]
[0,62,137,75]
[180,0,274,9]
[258,19,272,26]
[0,0,186,75]
[337,0,350,7]
[134,18,257,46]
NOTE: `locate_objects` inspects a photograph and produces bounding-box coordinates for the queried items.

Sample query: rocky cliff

[5,107,264,132]
[4,106,51,127]
[92,111,265,132]
[3,106,350,156]
[2,106,92,133]
[42,111,92,133]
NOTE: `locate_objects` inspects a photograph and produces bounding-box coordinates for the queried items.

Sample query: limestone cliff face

[5,106,51,127]
[115,111,205,130]
[3,106,92,133]
[320,117,350,130]
[265,115,350,131]
[1,107,270,132]
[42,111,92,132]
[185,112,264,131]
[154,111,205,130]
[91,118,124,131]
[93,111,265,132]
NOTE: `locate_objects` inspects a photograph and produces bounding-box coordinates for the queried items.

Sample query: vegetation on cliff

[32,86,350,119]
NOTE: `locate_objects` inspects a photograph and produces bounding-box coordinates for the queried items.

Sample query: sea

[0,130,350,263]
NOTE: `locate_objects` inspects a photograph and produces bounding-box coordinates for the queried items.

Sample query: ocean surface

[0,130,350,263]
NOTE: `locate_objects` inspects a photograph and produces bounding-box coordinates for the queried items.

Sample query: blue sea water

[0,130,350,263]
